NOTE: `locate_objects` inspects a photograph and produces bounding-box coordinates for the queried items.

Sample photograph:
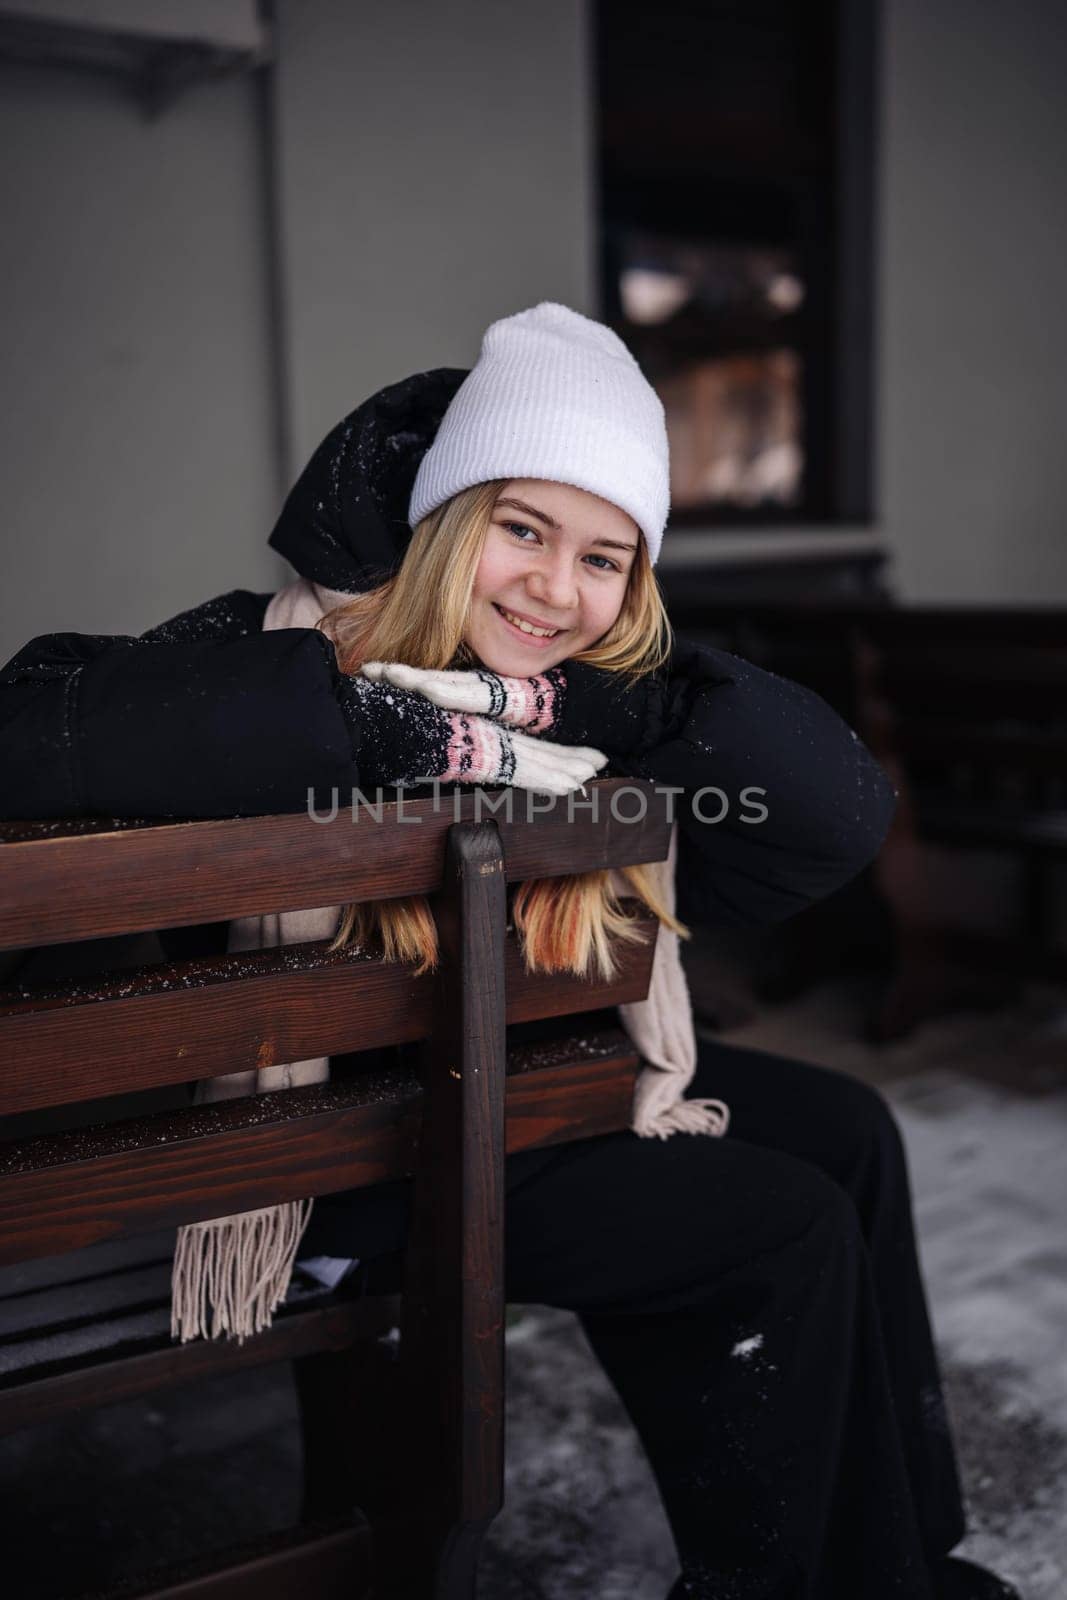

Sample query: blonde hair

[318,480,688,978]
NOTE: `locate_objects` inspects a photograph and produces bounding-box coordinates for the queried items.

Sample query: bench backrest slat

[0,1027,638,1265]
[0,1075,420,1264]
[0,916,656,1117]
[0,783,670,951]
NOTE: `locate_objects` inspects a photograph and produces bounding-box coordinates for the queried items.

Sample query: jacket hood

[268,366,468,593]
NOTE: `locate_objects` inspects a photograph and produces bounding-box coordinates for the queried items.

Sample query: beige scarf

[170,580,730,1344]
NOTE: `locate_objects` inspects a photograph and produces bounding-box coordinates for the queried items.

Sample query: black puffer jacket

[0,369,896,931]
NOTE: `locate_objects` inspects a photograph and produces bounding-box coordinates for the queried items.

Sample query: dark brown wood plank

[0,1073,421,1264]
[0,777,673,950]
[0,916,656,1115]
[504,911,656,1025]
[64,1520,371,1600]
[503,1038,639,1151]
[0,941,418,1117]
[0,1029,643,1263]
[0,1296,399,1436]
[394,822,508,1592]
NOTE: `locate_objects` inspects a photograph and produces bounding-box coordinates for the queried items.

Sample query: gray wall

[273,0,595,470]
[879,0,1067,604]
[0,59,279,655]
[0,0,595,660]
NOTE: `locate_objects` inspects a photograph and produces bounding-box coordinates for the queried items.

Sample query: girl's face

[465,479,640,675]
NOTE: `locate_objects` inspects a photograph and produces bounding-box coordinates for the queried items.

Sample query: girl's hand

[338,672,606,795]
[503,729,608,796]
[361,657,675,762]
[360,660,563,733]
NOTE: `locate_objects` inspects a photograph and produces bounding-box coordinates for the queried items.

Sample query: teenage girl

[0,304,1018,1600]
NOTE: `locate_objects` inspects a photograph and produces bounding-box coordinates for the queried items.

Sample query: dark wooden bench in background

[0,778,672,1599]
[852,607,1067,1039]
[666,601,1067,1043]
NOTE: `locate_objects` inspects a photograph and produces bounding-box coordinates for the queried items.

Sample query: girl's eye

[502,522,619,573]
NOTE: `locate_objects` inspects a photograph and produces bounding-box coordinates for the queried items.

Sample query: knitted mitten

[337,674,606,796]
[360,660,565,731]
[360,658,665,759]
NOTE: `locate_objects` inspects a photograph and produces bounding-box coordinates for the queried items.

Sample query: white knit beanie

[408,302,670,564]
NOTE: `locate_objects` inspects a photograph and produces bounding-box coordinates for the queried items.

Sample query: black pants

[300,1030,968,1599]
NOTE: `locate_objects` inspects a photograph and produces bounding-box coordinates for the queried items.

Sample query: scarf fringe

[635,1095,731,1141]
[171,1199,315,1345]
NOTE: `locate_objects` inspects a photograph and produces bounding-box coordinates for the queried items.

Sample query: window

[595,0,876,527]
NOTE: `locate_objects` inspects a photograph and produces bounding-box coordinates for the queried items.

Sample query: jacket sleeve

[618,639,898,929]
[0,590,361,820]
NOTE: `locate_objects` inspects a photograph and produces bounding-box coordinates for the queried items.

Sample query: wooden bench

[0,777,672,1599]
[852,607,1067,1040]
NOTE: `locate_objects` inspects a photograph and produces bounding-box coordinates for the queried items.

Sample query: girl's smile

[491,601,570,646]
